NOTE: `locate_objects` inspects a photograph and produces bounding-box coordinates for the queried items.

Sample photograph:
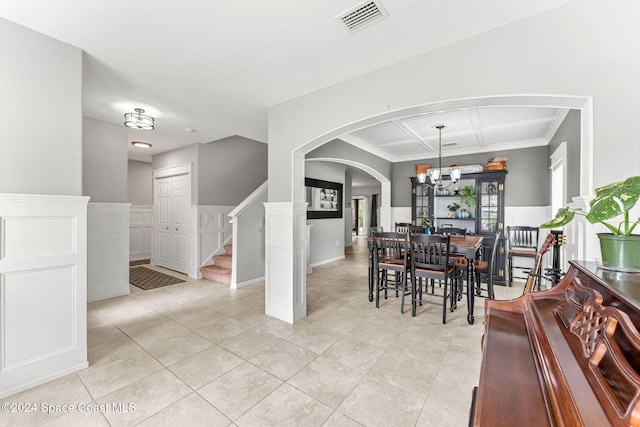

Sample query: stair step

[213,253,233,269]
[224,244,233,255]
[200,265,231,285]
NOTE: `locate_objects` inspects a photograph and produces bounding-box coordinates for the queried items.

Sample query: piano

[471,260,640,426]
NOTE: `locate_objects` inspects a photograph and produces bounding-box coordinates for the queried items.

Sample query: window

[550,142,567,217]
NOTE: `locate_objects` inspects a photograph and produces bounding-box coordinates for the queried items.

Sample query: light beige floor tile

[338,376,424,427]
[0,374,93,427]
[173,308,226,330]
[144,330,214,366]
[368,347,437,397]
[346,320,402,349]
[235,383,332,427]
[322,336,385,373]
[96,370,191,426]
[311,311,364,336]
[218,328,280,359]
[111,311,172,335]
[87,324,129,347]
[230,304,270,327]
[169,346,244,389]
[127,320,191,349]
[79,350,164,399]
[40,409,110,426]
[87,333,142,366]
[322,411,365,426]
[416,399,468,427]
[136,392,231,427]
[192,317,251,343]
[286,325,343,355]
[250,340,317,381]
[198,362,282,420]
[288,357,364,409]
[258,317,308,339]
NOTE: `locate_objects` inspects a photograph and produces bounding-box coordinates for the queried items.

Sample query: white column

[563,195,600,270]
[264,202,307,323]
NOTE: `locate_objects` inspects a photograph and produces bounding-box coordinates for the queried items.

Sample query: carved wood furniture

[471,261,640,426]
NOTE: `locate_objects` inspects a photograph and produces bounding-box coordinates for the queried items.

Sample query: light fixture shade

[429,168,440,184]
[124,108,155,131]
[450,168,461,183]
[415,164,430,184]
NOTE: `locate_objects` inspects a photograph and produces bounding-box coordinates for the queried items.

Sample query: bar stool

[507,226,539,287]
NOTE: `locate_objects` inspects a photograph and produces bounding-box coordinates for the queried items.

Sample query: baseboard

[0,361,89,400]
[310,255,346,267]
[232,276,265,289]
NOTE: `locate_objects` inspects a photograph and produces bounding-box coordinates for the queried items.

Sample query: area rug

[129,266,185,290]
[129,259,150,267]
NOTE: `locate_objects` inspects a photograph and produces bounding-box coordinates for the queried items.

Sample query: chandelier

[415,124,460,189]
[124,108,155,131]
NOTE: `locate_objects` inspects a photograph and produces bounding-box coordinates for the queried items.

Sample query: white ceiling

[0,0,576,162]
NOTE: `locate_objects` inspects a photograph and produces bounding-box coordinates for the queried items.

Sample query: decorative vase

[597,233,640,272]
[456,209,470,219]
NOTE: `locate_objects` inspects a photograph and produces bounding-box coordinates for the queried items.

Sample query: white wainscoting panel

[0,193,89,399]
[197,206,234,278]
[130,205,152,261]
[264,202,307,324]
[87,203,130,302]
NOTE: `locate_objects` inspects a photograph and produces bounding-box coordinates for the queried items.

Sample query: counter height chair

[507,226,539,287]
[409,234,457,323]
[473,232,500,299]
[372,232,411,313]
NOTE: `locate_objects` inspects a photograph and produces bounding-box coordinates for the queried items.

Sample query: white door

[155,174,191,274]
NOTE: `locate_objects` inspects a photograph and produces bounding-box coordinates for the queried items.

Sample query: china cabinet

[410,170,507,285]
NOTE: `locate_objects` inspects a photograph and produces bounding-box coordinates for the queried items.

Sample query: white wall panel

[129,205,152,260]
[87,203,130,302]
[0,193,88,399]
[197,206,234,276]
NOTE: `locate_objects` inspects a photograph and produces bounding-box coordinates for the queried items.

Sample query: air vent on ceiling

[336,0,388,34]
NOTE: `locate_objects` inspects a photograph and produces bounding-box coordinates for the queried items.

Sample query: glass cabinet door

[411,179,432,228]
[478,180,503,233]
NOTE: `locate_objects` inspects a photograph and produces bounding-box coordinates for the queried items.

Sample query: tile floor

[1,237,524,427]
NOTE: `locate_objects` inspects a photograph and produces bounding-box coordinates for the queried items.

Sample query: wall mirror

[305,178,343,219]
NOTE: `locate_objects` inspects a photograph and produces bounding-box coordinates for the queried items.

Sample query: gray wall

[0,18,82,195]
[83,117,128,203]
[392,146,549,207]
[128,160,152,205]
[548,109,581,204]
[152,143,200,205]
[199,136,267,205]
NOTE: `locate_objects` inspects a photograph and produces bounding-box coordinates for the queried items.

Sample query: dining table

[368,234,483,324]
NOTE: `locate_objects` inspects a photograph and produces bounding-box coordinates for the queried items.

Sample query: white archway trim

[293,94,593,202]
[305,157,392,231]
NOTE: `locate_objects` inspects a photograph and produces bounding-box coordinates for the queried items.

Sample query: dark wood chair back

[438,226,467,236]
[507,226,539,252]
[409,234,451,273]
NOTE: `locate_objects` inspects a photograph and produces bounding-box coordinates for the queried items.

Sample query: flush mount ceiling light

[124,108,154,131]
[131,141,152,148]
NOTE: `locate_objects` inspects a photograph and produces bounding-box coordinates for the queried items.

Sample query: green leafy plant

[422,217,431,229]
[459,185,477,209]
[541,176,640,235]
[447,202,460,212]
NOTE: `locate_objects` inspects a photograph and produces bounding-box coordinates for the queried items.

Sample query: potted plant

[459,185,477,209]
[447,202,460,218]
[540,176,640,271]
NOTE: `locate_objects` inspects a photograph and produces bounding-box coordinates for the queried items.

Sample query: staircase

[200,244,232,285]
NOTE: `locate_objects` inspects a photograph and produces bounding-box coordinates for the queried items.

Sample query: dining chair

[473,232,500,299]
[438,226,467,236]
[507,226,539,287]
[409,234,457,323]
[372,232,411,313]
